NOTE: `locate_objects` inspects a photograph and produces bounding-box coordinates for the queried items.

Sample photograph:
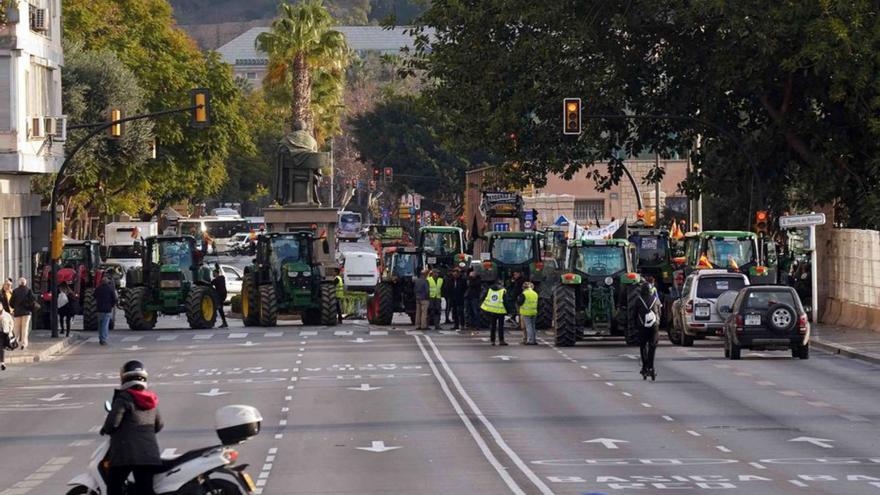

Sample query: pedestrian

[507,271,525,326]
[442,268,453,324]
[448,268,467,330]
[635,276,661,380]
[517,282,539,345]
[95,277,117,346]
[427,269,444,330]
[58,282,73,336]
[101,360,163,495]
[335,272,344,323]
[481,280,508,345]
[465,270,482,330]
[0,303,15,371]
[10,277,35,350]
[211,267,229,328]
[1,278,13,313]
[413,269,430,330]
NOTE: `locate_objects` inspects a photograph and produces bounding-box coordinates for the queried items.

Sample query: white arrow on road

[349,338,372,344]
[356,441,401,453]
[39,393,67,402]
[124,345,143,351]
[583,438,629,450]
[196,388,229,397]
[238,341,259,347]
[347,383,382,392]
[790,436,835,449]
[491,355,516,361]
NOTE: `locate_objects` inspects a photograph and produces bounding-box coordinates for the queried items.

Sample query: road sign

[493,223,510,232]
[779,213,826,228]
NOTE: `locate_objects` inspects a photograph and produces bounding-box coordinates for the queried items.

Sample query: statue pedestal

[264,205,339,276]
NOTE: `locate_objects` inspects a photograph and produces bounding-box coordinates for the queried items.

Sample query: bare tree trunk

[291,52,314,132]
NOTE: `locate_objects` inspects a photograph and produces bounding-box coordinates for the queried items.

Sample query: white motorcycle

[66,404,262,495]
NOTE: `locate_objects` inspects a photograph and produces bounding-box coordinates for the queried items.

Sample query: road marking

[121,336,142,342]
[279,419,287,426]
[583,438,628,450]
[284,396,292,401]
[734,371,752,377]
[157,335,178,341]
[580,365,589,369]
[789,480,809,487]
[640,403,653,408]
[68,439,94,447]
[238,341,259,347]
[406,330,424,336]
[370,330,388,336]
[779,390,802,397]
[716,445,732,453]
[196,388,229,397]
[604,382,614,387]
[193,334,212,340]
[789,436,834,449]
[840,414,870,422]
[749,462,767,470]
[281,407,289,412]
[264,331,283,337]
[491,355,516,361]
[299,331,317,336]
[662,415,674,422]
[350,338,371,343]
[299,348,305,351]
[334,330,353,336]
[228,333,248,339]
[348,383,382,391]
[356,440,401,453]
[592,373,601,378]
[423,335,554,495]
[38,393,67,402]
[274,434,283,439]
[620,354,638,360]
[687,430,702,437]
[756,380,776,386]
[807,401,831,408]
[621,392,632,397]
[414,336,529,495]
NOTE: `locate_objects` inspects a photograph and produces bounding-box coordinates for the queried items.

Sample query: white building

[0,0,64,282]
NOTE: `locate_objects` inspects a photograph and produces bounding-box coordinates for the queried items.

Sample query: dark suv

[722,286,810,360]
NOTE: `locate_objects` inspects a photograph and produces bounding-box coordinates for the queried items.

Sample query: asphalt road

[1,316,880,495]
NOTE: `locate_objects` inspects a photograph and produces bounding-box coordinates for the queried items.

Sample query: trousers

[486,312,505,343]
[13,315,30,348]
[415,300,430,329]
[107,465,156,495]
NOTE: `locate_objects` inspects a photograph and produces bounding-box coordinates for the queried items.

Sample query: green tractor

[474,231,554,329]
[418,226,470,275]
[124,236,218,330]
[241,232,338,327]
[628,227,677,327]
[552,239,642,346]
[676,230,778,288]
[368,246,421,325]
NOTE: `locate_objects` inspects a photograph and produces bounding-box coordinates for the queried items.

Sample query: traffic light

[563,97,582,135]
[109,109,122,138]
[755,210,769,234]
[50,220,64,260]
[190,88,211,128]
[383,167,393,183]
[372,168,380,180]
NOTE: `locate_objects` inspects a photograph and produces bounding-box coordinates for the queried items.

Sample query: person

[636,276,661,380]
[10,277,35,350]
[507,271,525,325]
[518,281,539,345]
[1,278,12,313]
[0,303,13,371]
[58,282,73,336]
[101,360,164,495]
[481,280,508,345]
[442,269,453,324]
[335,273,344,323]
[212,267,229,328]
[413,270,430,330]
[464,270,482,330]
[95,277,117,346]
[427,269,444,330]
[448,268,467,330]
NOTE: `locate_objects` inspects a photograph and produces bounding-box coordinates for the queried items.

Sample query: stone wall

[820,228,880,330]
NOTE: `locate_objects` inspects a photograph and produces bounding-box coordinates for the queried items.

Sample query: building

[216,26,422,87]
[0,0,64,282]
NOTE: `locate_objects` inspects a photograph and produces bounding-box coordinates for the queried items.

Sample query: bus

[178,216,249,254]
[337,211,363,241]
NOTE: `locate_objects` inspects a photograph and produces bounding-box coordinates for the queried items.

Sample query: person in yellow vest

[427,269,444,330]
[481,280,509,345]
[517,282,539,345]
[335,273,344,323]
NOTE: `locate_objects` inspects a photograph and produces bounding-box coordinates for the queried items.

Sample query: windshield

[154,240,193,271]
[706,238,756,268]
[339,213,362,234]
[392,253,417,277]
[422,231,461,256]
[574,246,627,276]
[271,236,305,270]
[106,245,141,259]
[632,235,669,265]
[696,277,747,299]
[491,237,534,265]
[178,221,201,237]
[742,290,799,311]
[62,246,87,262]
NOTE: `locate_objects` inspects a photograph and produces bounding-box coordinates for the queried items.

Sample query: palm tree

[256,0,349,134]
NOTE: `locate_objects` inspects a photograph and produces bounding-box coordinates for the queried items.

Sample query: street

[2,317,879,495]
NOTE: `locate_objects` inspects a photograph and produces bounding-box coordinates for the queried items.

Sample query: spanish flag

[728,256,739,271]
[697,254,713,269]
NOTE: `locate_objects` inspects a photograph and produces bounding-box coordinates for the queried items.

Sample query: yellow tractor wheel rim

[241,289,249,317]
[202,295,214,320]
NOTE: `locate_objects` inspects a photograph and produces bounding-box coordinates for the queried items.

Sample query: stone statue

[273,120,328,206]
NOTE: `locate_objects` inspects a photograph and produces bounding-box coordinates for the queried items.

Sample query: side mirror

[104,400,112,412]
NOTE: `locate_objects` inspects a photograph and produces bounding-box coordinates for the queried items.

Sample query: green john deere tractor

[552,239,642,346]
[628,227,676,327]
[124,236,218,330]
[418,226,470,275]
[241,232,338,327]
[368,246,421,325]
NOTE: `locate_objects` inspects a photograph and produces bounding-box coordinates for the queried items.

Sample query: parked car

[220,265,243,302]
[341,251,380,293]
[669,269,749,346]
[722,285,810,360]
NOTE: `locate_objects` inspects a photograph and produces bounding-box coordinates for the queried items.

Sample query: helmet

[120,360,148,384]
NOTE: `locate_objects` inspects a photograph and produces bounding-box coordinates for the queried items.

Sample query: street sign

[779,213,826,229]
[493,223,510,232]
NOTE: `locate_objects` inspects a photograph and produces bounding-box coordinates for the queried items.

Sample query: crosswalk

[84,327,460,343]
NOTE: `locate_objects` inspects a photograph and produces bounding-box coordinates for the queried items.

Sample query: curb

[812,338,880,366]
[6,333,86,364]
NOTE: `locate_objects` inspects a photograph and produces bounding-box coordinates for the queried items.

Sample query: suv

[669,270,749,346]
[722,285,810,360]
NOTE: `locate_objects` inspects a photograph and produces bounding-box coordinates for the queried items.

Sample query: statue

[273,120,328,206]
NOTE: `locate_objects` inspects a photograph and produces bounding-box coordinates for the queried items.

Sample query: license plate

[427,257,437,265]
[745,314,761,326]
[241,471,256,491]
[696,307,710,317]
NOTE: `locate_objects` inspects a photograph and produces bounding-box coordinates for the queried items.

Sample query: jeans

[522,315,536,344]
[98,312,112,343]
[487,312,505,343]
[429,299,442,328]
[466,298,481,328]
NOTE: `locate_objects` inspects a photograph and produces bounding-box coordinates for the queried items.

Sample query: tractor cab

[418,226,468,273]
[386,246,421,281]
[566,239,635,284]
[257,232,315,283]
[478,231,548,283]
[628,229,674,289]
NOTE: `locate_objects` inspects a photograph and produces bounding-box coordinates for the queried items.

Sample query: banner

[570,219,621,240]
[479,191,522,218]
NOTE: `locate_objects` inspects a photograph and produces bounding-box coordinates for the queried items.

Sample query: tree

[256,0,350,140]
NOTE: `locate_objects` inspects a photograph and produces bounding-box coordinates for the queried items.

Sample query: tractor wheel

[622,285,640,346]
[536,295,553,330]
[241,273,260,327]
[186,285,218,330]
[258,284,278,327]
[319,283,338,326]
[370,282,394,326]
[82,288,98,331]
[124,286,157,331]
[553,285,577,347]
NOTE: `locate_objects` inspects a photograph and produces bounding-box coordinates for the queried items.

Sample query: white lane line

[281,407,289,413]
[592,373,601,378]
[405,330,424,336]
[604,382,615,387]
[264,331,283,337]
[370,330,389,336]
[756,380,776,386]
[193,334,212,340]
[279,419,287,426]
[662,415,674,422]
[121,336,143,342]
[299,331,317,336]
[621,392,632,397]
[334,330,353,336]
[686,430,701,437]
[580,365,589,369]
[788,480,808,488]
[68,439,94,447]
[423,336,554,495]
[299,348,305,351]
[716,445,732,453]
[157,335,178,341]
[749,462,767,470]
[274,434,283,439]
[779,390,802,397]
[284,396,292,401]
[640,403,653,408]
[733,371,752,377]
[840,414,870,422]
[415,336,528,494]
[807,401,831,408]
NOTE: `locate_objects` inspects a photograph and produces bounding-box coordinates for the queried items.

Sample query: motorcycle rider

[100,360,164,495]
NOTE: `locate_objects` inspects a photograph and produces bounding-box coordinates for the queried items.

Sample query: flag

[728,256,739,271]
[697,254,713,269]
[672,222,684,240]
[668,218,676,238]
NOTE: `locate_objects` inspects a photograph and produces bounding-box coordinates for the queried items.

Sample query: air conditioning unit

[50,115,67,142]
[30,6,47,32]
[29,117,44,139]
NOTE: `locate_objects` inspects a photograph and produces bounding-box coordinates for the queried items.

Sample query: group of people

[0,277,41,371]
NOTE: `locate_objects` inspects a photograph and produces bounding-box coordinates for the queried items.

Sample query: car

[669,269,749,346]
[220,265,243,302]
[722,285,810,360]
[227,233,251,254]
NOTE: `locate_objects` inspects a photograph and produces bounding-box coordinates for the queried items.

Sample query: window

[574,200,605,223]
[26,62,54,119]
[246,72,258,80]
[696,276,746,299]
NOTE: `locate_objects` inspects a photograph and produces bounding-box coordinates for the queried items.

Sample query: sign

[779,213,826,229]
[480,191,522,218]
[572,219,620,240]
[493,223,510,232]
[523,209,535,230]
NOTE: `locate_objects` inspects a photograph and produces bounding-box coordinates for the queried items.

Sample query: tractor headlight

[288,271,299,278]
[604,277,614,286]
[160,280,181,289]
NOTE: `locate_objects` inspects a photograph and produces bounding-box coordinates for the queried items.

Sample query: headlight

[604,276,613,286]
[160,280,181,288]
[288,271,299,277]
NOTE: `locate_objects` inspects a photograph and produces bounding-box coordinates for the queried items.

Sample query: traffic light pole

[48,104,202,338]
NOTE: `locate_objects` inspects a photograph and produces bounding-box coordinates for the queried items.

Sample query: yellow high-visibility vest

[335,276,344,298]
[481,288,507,314]
[428,277,443,299]
[519,288,538,316]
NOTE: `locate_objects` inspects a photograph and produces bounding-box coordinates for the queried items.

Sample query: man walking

[465,270,482,330]
[10,277,35,350]
[427,269,444,330]
[95,277,117,346]
[481,280,508,345]
[212,267,229,328]
[413,270,430,330]
[448,268,467,330]
[517,282,539,345]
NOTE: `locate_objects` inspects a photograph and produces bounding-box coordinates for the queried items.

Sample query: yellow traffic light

[563,97,582,135]
[190,88,211,128]
[50,221,64,260]
[109,109,122,138]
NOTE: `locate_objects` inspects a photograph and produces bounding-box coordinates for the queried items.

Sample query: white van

[341,251,379,293]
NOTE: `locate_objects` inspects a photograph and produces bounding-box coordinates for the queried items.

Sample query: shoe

[1,363,6,371]
[99,341,107,346]
[527,342,538,345]
[220,323,228,328]
[453,326,459,330]
[499,341,508,346]
[491,341,496,346]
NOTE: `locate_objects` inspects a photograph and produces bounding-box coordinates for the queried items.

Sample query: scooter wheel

[65,487,96,495]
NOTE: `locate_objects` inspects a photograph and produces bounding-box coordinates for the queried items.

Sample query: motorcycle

[66,402,262,495]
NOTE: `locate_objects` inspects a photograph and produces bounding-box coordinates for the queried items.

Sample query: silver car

[669,269,749,346]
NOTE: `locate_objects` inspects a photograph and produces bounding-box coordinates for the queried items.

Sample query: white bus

[337,211,363,241]
[178,216,249,254]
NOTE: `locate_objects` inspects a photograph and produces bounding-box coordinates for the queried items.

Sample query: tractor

[33,240,106,331]
[552,239,642,346]
[124,235,218,330]
[628,227,677,327]
[241,231,338,327]
[418,226,470,275]
[367,245,421,325]
[674,231,778,291]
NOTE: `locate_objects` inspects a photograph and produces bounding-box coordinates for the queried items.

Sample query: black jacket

[10,286,34,317]
[448,277,467,304]
[465,277,482,299]
[212,275,228,301]
[102,388,164,466]
[95,283,118,313]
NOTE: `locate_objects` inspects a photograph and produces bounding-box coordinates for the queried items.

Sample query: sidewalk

[3,330,85,364]
[812,324,880,365]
